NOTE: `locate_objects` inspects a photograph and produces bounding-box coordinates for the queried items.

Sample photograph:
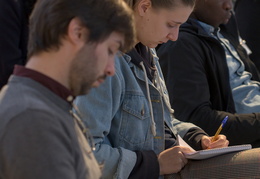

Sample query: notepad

[177,135,252,160]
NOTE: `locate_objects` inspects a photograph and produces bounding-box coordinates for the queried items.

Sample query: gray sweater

[0,76,101,179]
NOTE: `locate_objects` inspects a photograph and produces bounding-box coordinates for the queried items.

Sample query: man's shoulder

[0,88,53,125]
[0,79,49,108]
[0,83,74,142]
[0,78,69,126]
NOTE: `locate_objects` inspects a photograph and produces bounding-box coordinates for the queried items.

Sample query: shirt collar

[13,65,74,103]
[197,20,220,37]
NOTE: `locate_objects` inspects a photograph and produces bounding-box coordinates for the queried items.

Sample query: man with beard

[0,0,135,178]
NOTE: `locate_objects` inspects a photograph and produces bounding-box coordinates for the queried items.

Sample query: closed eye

[108,49,114,56]
[167,23,177,28]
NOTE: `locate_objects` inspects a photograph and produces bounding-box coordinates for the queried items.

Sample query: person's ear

[136,0,152,16]
[67,17,88,47]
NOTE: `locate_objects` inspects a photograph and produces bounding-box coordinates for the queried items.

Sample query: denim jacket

[75,49,199,179]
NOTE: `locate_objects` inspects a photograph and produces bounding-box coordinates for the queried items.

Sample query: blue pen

[211,116,229,142]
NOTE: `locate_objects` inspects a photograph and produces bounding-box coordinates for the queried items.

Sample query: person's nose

[223,0,233,11]
[105,56,115,76]
[167,28,179,42]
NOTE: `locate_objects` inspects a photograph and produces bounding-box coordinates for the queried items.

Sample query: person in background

[157,0,260,147]
[75,0,260,178]
[235,0,260,71]
[0,0,135,178]
[0,0,37,89]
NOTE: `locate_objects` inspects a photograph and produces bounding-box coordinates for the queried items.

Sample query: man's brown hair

[28,0,136,58]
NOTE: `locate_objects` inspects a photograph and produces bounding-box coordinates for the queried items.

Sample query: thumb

[180,146,195,153]
[201,136,211,149]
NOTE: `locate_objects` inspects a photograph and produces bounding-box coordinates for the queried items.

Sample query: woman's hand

[158,146,193,175]
[201,135,229,150]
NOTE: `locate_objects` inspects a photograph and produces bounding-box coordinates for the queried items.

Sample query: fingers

[175,148,189,170]
[178,151,188,166]
[211,138,229,148]
[207,135,229,149]
[201,135,212,149]
[179,146,195,154]
[173,150,187,173]
[158,146,188,175]
[213,134,227,141]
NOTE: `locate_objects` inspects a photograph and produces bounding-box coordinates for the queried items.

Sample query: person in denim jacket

[75,0,260,178]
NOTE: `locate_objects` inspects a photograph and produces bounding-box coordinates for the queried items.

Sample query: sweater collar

[13,65,74,103]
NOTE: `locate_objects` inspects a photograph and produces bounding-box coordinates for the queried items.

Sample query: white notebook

[177,135,252,160]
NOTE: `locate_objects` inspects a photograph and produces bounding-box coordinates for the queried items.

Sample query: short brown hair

[28,0,136,57]
[124,0,196,9]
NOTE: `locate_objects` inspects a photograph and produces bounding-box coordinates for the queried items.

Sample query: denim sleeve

[74,58,137,179]
[170,116,202,138]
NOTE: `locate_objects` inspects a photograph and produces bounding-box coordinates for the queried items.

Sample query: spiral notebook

[177,135,252,160]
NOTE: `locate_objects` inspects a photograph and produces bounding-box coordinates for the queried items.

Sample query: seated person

[157,0,260,147]
[75,0,260,178]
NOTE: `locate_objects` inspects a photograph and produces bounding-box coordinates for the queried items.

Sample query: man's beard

[77,80,93,95]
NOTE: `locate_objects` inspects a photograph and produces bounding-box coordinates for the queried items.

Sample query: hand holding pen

[200,116,229,149]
